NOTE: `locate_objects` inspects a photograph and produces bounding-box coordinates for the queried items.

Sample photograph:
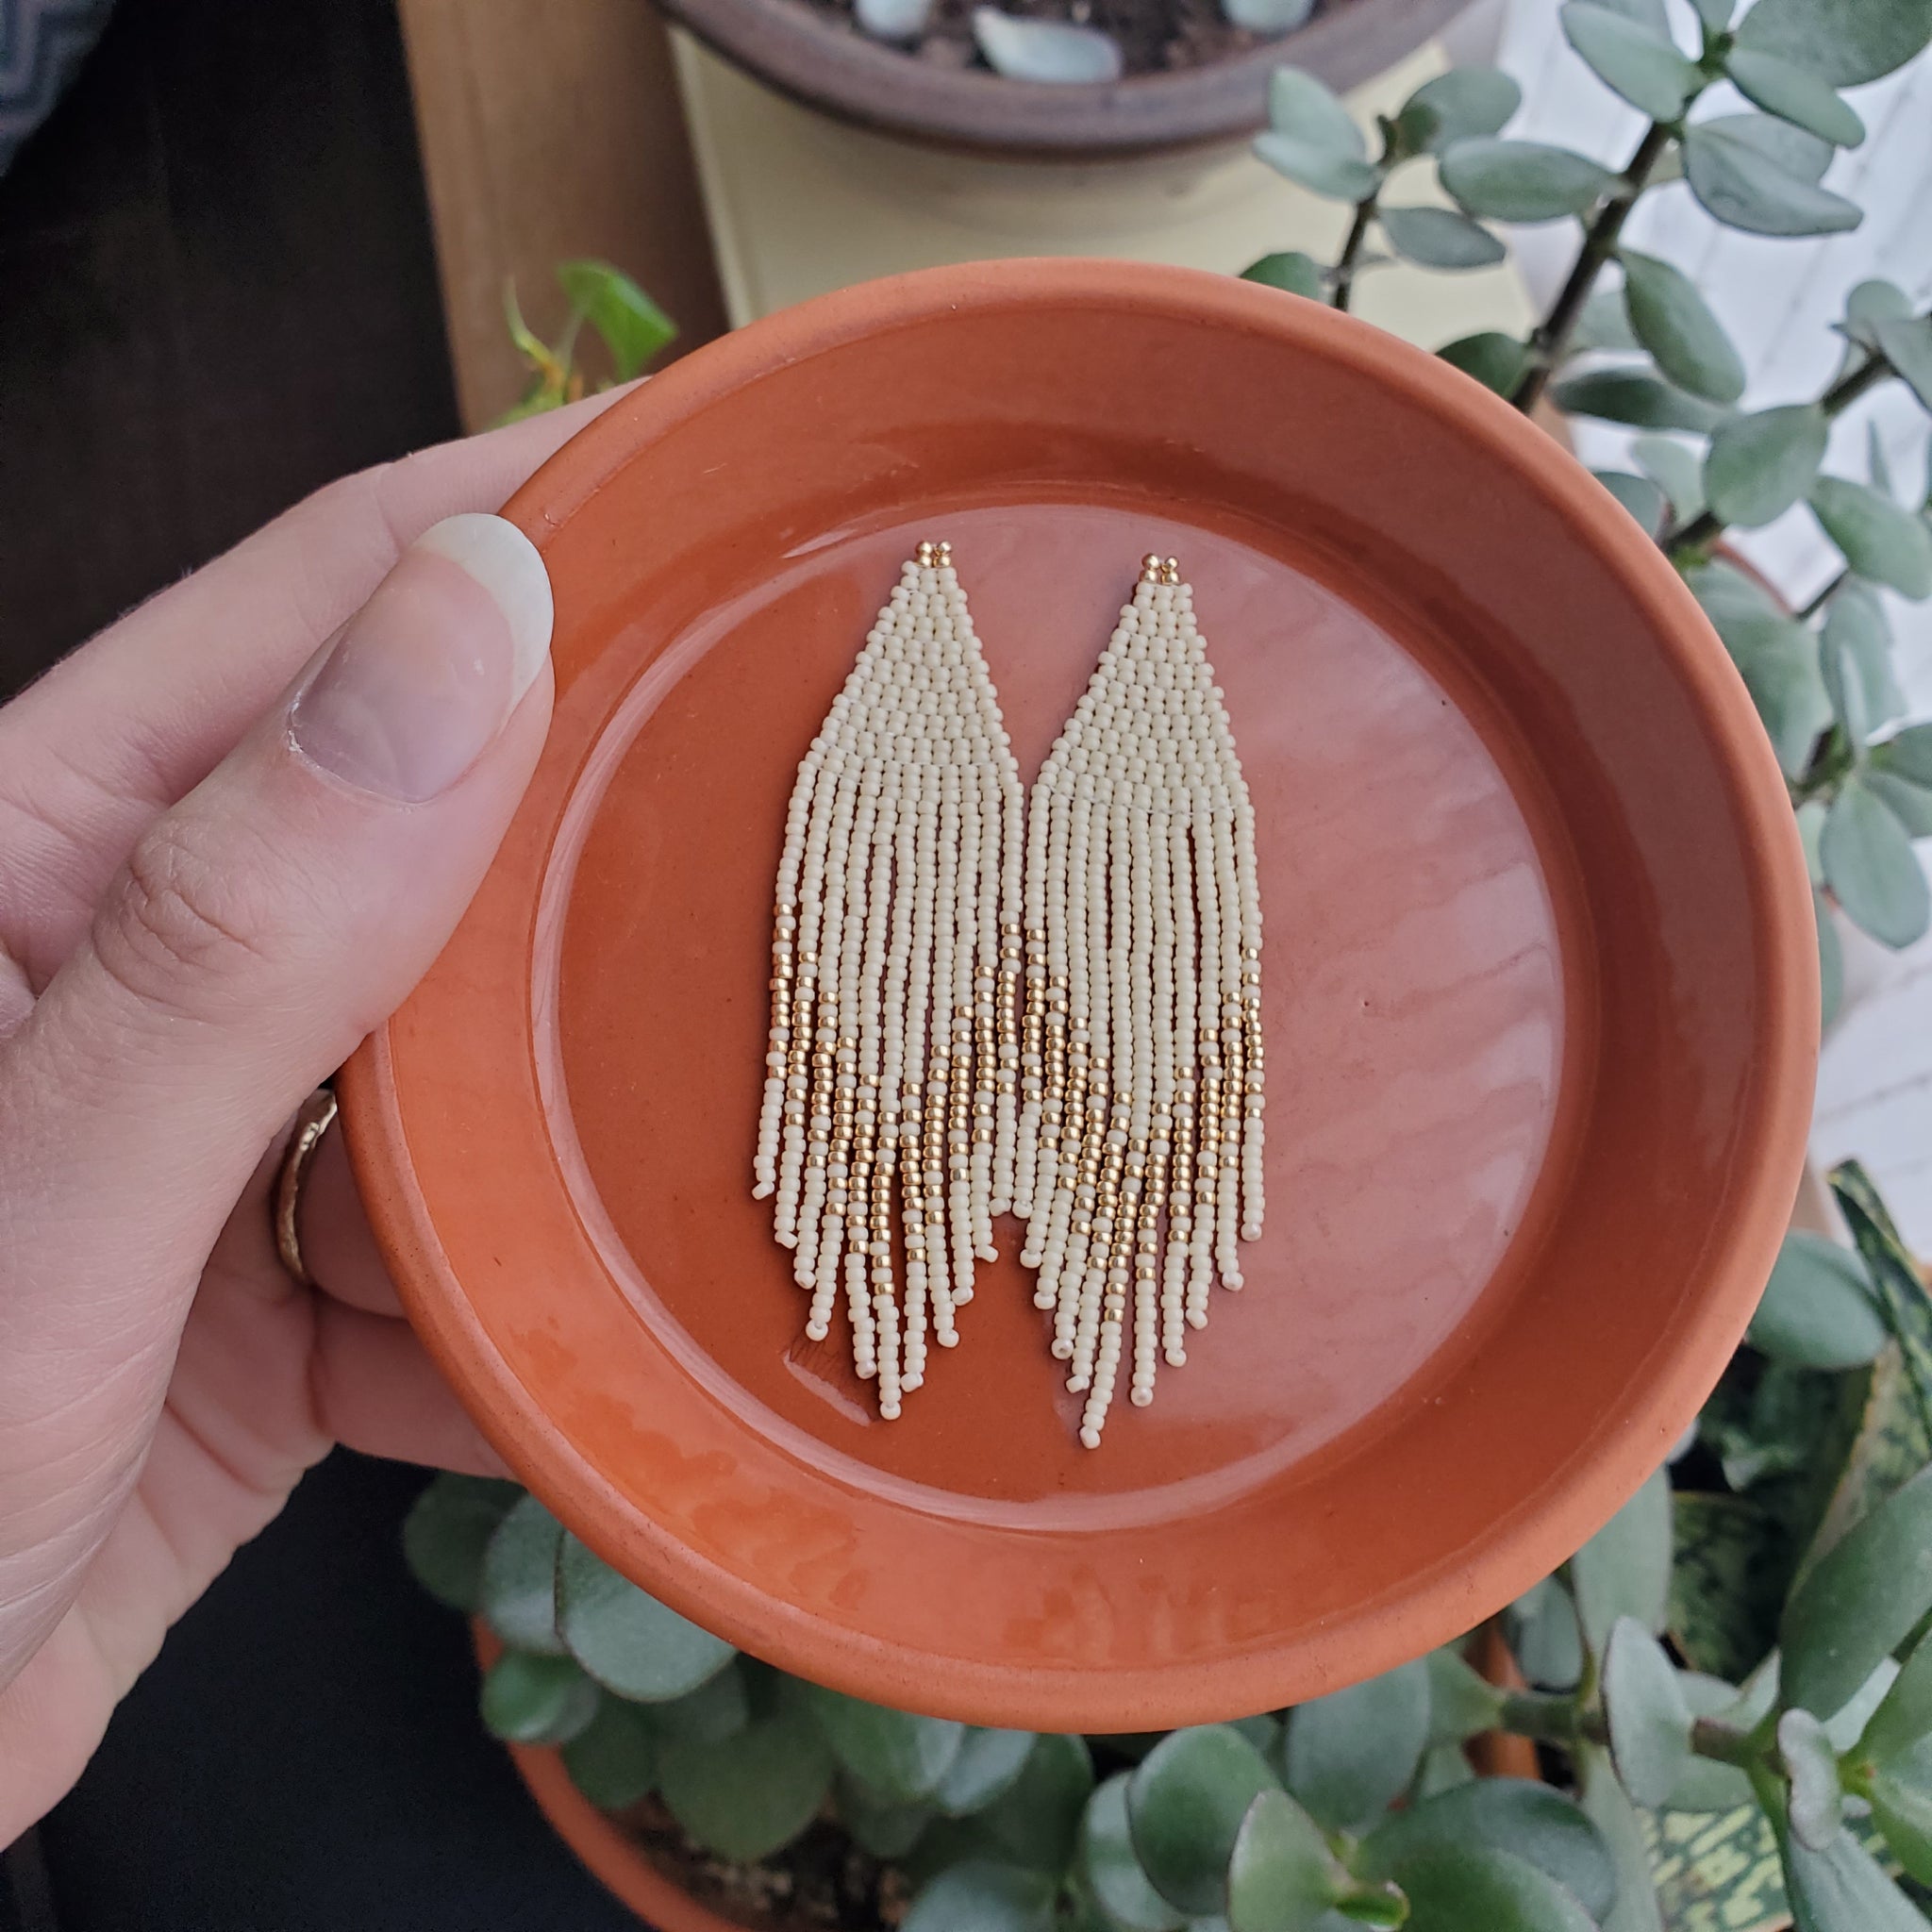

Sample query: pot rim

[652,0,1471,155]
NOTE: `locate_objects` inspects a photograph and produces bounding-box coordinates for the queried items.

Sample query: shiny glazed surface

[344,260,1816,1730]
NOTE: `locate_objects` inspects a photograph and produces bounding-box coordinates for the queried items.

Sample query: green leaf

[1812,477,1932,598]
[479,1649,600,1745]
[1781,1707,1847,1851]
[1082,1775,1189,1932]
[977,1733,1094,1873]
[972,13,1124,82]
[1596,471,1670,535]
[1824,580,1907,738]
[1704,405,1829,526]
[1859,1629,1932,1766]
[1822,774,1932,947]
[1821,888,1846,1026]
[1825,1656,1901,1752]
[1438,332,1528,396]
[1284,1660,1429,1832]
[1578,1749,1667,1932]
[805,1686,965,1803]
[1785,1461,1932,1719]
[1379,205,1505,269]
[1591,0,1672,36]
[1603,1618,1694,1806]
[1870,774,1932,840]
[561,1696,658,1808]
[555,259,675,382]
[1873,319,1932,418]
[1413,1743,1477,1798]
[1406,67,1521,145]
[1709,109,1836,181]
[1620,248,1746,403]
[938,1728,1039,1817]
[1782,1823,1932,1930]
[1254,132,1381,202]
[1871,1749,1932,1886]
[1574,286,1642,354]
[1552,366,1726,431]
[402,1474,524,1613]
[1670,1494,1791,1682]
[904,1861,1058,1932]
[1130,1727,1282,1917]
[1391,1843,1596,1932]
[1828,1162,1932,1445]
[1846,280,1915,349]
[1725,48,1866,146]
[1690,0,1733,27]
[837,1774,936,1857]
[1871,420,1897,496]
[1241,252,1324,299]
[1682,120,1861,236]
[1257,69,1377,201]
[1800,797,1829,883]
[1875,724,1932,789]
[480,1494,566,1655]
[1724,612,1833,777]
[1441,138,1617,222]
[1425,1647,1507,1745]
[1634,434,1706,523]
[554,1535,735,1703]
[1753,1232,1888,1370]
[1687,554,1787,632]
[1663,1673,1762,1811]
[644,1661,751,1742]
[1573,1468,1674,1655]
[1562,2,1702,119]
[1359,1779,1617,1922]
[1226,1790,1344,1932]
[658,1690,833,1863]
[1734,0,1932,87]
[1507,1578,1586,1691]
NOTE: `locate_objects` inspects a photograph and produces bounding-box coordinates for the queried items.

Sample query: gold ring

[274,1087,339,1289]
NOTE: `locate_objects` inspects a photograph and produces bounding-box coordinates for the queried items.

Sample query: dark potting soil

[615,1796,909,1932]
[792,0,1335,79]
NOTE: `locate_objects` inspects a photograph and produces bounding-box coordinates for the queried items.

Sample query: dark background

[0,0,641,1924]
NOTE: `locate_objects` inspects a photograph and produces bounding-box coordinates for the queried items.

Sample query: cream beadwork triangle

[755,546,1264,1445]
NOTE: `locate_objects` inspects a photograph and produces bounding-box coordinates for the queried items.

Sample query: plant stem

[1331,196,1378,313]
[1799,568,1849,622]
[1690,1717,1758,1767]
[1511,120,1676,415]
[1663,350,1901,556]
[1497,1690,1596,1748]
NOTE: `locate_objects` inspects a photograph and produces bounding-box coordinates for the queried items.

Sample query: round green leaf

[937,1728,1039,1818]
[1857,1629,1932,1766]
[1391,1843,1596,1932]
[1869,774,1932,837]
[1751,1231,1886,1370]
[1284,1660,1429,1833]
[1822,774,1932,948]
[1734,0,1932,87]
[1820,888,1845,1027]
[1406,68,1521,146]
[1268,67,1366,155]
[1784,1461,1932,1720]
[806,1684,965,1802]
[561,1696,659,1808]
[645,1660,751,1742]
[1781,1707,1847,1851]
[1424,1647,1507,1746]
[1506,1578,1585,1692]
[1083,1775,1189,1932]
[1359,1779,1617,1922]
[479,1649,600,1745]
[837,1773,937,1857]
[1621,249,1745,403]
[1241,252,1324,300]
[1378,204,1505,270]
[1223,0,1317,31]
[403,1474,525,1613]
[1709,109,1835,180]
[555,1534,735,1702]
[1799,797,1828,884]
[1634,434,1706,523]
[1782,1821,1932,1930]
[1811,477,1932,597]
[1130,1726,1282,1917]
[1572,1468,1674,1654]
[1603,1618,1694,1806]
[1226,1790,1342,1932]
[1437,332,1528,396]
[976,1733,1094,1873]
[1561,2,1702,120]
[971,11,1124,83]
[1872,1753,1932,1886]
[1441,138,1616,222]
[1551,367,1726,431]
[1724,612,1832,778]
[1824,580,1906,736]
[1875,724,1932,789]
[1691,0,1734,29]
[1872,318,1932,417]
[1414,1743,1478,1798]
[1870,419,1897,495]
[1725,48,1865,147]
[1574,286,1641,353]
[1577,1749,1668,1932]
[658,1691,834,1862]
[1596,471,1670,536]
[904,1860,1058,1932]
[1705,405,1829,526]
[1682,120,1861,235]
[480,1494,566,1656]
[1253,132,1380,202]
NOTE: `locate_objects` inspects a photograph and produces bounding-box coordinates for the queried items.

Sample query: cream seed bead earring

[754,541,1024,1418]
[1014,556,1265,1448]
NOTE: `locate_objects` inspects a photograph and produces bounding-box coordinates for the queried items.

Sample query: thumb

[0,510,552,1470]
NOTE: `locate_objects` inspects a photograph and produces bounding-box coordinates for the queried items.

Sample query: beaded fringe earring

[1014,556,1265,1448]
[754,542,1024,1419]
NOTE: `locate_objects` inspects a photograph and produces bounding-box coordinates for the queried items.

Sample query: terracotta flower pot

[653,0,1472,156]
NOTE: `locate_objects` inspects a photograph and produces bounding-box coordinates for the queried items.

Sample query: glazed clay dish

[343,258,1815,1732]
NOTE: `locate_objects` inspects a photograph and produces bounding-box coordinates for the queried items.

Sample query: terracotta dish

[344,259,1815,1732]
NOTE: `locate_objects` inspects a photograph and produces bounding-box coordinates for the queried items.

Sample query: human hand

[0,392,620,1838]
